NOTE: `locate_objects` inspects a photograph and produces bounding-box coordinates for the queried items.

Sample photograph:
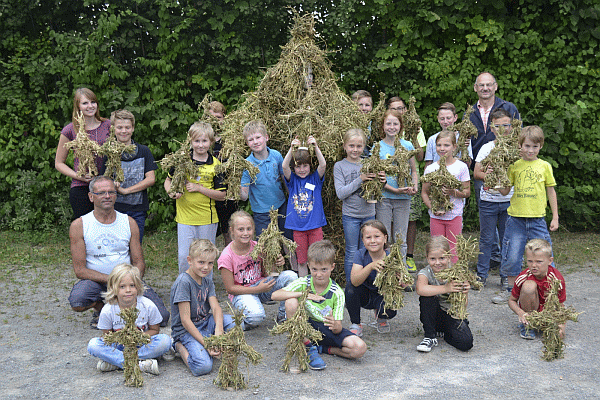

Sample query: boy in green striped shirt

[272,240,367,370]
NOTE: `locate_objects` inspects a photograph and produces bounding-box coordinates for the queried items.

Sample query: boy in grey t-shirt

[170,239,234,376]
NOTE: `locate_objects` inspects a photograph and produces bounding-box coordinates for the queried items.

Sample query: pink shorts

[293,227,324,265]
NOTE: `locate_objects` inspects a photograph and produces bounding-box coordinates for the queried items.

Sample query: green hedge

[1,0,598,231]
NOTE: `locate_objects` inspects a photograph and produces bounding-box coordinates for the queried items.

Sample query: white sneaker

[491,290,511,304]
[96,360,118,372]
[417,337,438,352]
[139,359,159,375]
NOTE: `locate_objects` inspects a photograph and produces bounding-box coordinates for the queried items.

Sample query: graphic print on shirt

[194,283,211,324]
[118,157,144,205]
[514,166,542,200]
[235,258,263,285]
[292,188,314,218]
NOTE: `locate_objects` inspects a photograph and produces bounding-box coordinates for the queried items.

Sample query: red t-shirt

[511,266,566,311]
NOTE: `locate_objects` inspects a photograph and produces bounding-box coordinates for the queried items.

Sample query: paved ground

[1,263,598,399]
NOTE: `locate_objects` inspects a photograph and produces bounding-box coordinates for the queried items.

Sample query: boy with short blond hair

[424,102,473,167]
[239,120,290,237]
[492,126,559,304]
[272,240,367,370]
[170,239,235,376]
[508,239,565,339]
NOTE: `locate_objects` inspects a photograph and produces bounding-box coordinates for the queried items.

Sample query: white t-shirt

[423,159,470,220]
[475,141,513,203]
[97,296,162,332]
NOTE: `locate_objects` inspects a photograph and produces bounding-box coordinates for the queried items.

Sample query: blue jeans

[177,314,235,376]
[477,200,509,280]
[88,333,172,368]
[231,270,297,330]
[342,214,375,279]
[501,216,553,277]
[253,202,293,240]
[474,179,501,262]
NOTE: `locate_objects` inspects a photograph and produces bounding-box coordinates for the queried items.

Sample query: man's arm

[128,217,145,278]
[69,218,109,283]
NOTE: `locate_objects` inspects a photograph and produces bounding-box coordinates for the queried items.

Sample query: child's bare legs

[329,335,366,359]
[518,280,540,313]
[284,297,300,316]
[406,220,417,256]
[175,341,190,368]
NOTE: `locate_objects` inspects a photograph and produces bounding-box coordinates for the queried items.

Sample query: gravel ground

[1,263,598,400]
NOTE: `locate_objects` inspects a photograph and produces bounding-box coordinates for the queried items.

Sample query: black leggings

[419,295,473,351]
[69,185,94,220]
[345,284,397,324]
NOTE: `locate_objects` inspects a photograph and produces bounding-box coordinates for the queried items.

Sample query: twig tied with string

[421,155,462,214]
[214,150,260,200]
[250,207,298,275]
[360,142,391,203]
[373,234,415,313]
[435,235,482,320]
[481,119,522,188]
[102,307,151,387]
[526,278,581,361]
[389,134,420,186]
[270,289,323,372]
[159,139,197,195]
[63,111,102,178]
[99,125,136,183]
[448,105,478,163]
[402,96,422,150]
[203,305,263,390]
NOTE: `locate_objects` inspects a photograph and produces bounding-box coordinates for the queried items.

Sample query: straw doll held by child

[415,236,473,353]
[87,263,171,374]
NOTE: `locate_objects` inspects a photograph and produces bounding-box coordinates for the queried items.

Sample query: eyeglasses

[492,123,512,129]
[91,191,117,196]
[476,82,496,88]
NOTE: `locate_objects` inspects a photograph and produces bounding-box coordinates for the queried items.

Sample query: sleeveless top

[81,211,131,275]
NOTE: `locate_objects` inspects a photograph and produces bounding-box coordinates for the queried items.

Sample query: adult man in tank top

[68,176,169,327]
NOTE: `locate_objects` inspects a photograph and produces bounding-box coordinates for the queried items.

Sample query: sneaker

[476,276,486,287]
[374,319,390,333]
[519,323,536,340]
[490,259,501,270]
[500,277,508,290]
[162,339,177,361]
[306,345,326,370]
[406,257,417,273]
[276,312,287,324]
[90,311,100,330]
[139,359,159,375]
[97,360,118,372]
[417,337,438,352]
[349,323,363,337]
[491,290,511,304]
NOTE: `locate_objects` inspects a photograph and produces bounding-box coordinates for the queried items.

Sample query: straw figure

[270,289,323,372]
[434,235,482,320]
[373,234,415,312]
[214,151,260,200]
[99,125,136,183]
[402,96,422,150]
[63,112,102,178]
[360,142,390,203]
[389,134,420,185]
[250,207,298,275]
[481,119,522,188]
[448,105,478,163]
[198,94,224,137]
[159,139,197,195]
[203,306,263,390]
[526,278,581,361]
[420,155,462,214]
[102,307,151,387]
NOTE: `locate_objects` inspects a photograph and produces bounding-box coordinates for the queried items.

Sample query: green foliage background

[1,0,598,231]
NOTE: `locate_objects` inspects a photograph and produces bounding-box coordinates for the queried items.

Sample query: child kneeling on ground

[170,239,235,376]
[415,236,473,353]
[88,263,171,374]
[272,240,367,370]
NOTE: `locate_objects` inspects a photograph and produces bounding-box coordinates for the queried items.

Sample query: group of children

[64,88,565,376]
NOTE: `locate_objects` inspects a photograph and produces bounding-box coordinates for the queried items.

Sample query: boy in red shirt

[508,239,566,339]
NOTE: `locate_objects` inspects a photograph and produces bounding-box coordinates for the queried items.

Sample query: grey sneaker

[139,359,159,375]
[97,360,118,372]
[500,277,508,290]
[417,337,438,352]
[491,290,511,304]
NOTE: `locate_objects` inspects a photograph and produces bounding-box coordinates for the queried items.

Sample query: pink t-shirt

[218,241,264,300]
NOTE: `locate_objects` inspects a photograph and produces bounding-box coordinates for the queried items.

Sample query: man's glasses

[91,191,117,196]
[493,123,512,129]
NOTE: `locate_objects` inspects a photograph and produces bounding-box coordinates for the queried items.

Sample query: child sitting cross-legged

[88,263,171,374]
[272,240,367,370]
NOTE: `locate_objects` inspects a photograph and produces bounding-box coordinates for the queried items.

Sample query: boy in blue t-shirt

[240,120,291,239]
[272,240,367,370]
[282,135,327,277]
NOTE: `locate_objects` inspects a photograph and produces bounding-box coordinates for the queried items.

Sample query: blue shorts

[309,319,355,348]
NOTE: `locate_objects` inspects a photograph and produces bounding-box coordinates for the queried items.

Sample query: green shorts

[409,193,423,222]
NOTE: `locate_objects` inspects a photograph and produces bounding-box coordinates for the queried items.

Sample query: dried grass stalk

[421,155,462,214]
[250,207,298,275]
[435,235,482,320]
[481,120,522,188]
[448,105,478,163]
[64,111,102,178]
[270,289,324,372]
[99,125,136,182]
[203,306,263,389]
[389,135,420,185]
[360,142,388,202]
[402,96,422,150]
[103,307,151,387]
[214,151,260,200]
[526,278,581,361]
[159,140,197,195]
[373,234,415,312]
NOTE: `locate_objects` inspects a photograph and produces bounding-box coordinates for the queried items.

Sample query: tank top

[81,211,131,275]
